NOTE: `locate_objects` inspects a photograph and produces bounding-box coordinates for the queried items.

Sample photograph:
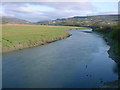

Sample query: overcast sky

[1,1,119,22]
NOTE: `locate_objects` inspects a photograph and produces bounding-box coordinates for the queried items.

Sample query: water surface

[3,29,118,88]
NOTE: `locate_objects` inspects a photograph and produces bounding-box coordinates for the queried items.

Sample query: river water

[2,29,118,88]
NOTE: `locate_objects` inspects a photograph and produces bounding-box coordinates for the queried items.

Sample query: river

[2,29,118,88]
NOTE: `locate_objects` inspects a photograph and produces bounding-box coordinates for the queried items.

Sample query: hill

[1,16,31,24]
[37,14,118,27]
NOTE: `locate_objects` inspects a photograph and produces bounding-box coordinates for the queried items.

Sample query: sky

[0,1,119,22]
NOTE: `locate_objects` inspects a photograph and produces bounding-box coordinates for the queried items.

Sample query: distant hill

[1,16,31,24]
[1,15,118,26]
[37,14,118,27]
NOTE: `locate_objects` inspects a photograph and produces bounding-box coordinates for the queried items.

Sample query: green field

[2,25,85,53]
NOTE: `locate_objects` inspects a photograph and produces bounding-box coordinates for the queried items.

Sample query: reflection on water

[2,29,119,88]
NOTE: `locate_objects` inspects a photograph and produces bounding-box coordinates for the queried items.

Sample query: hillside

[37,14,118,27]
[1,16,31,24]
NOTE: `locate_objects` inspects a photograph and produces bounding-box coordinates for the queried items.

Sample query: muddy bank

[2,33,71,53]
[103,36,120,63]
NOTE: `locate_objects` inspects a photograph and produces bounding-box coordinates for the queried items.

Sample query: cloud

[1,2,118,22]
[19,7,35,13]
[37,2,94,10]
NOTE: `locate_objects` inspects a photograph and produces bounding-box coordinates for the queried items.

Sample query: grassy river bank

[2,24,85,53]
[91,25,120,88]
[92,25,120,63]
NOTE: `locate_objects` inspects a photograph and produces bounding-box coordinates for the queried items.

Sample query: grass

[2,24,85,53]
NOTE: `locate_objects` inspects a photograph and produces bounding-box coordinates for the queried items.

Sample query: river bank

[102,36,120,88]
[92,30,120,88]
[93,31,120,63]
[2,24,85,53]
[92,25,120,62]
[103,36,120,63]
[2,33,71,53]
